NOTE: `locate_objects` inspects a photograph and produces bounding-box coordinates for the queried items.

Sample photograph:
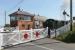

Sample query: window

[10,16,16,21]
[16,16,31,21]
[16,17,23,20]
[27,24,30,30]
[24,16,31,21]
[22,24,25,27]
[19,17,24,20]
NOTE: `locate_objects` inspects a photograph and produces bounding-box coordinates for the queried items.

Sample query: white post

[0,33,3,50]
[46,27,48,36]
[30,28,34,40]
[18,31,21,43]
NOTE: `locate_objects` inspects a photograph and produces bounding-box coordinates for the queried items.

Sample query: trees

[43,19,67,29]
[43,19,54,38]
[43,19,54,29]
[4,24,10,27]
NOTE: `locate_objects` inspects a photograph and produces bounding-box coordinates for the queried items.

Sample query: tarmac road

[4,38,75,50]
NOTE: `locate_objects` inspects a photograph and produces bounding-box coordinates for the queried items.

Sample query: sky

[0,0,75,26]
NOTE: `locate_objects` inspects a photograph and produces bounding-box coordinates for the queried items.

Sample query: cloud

[61,0,69,10]
[61,0,75,10]
[60,0,75,20]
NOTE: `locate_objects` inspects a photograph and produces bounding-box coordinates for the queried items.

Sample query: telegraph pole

[70,0,72,31]
[5,11,6,26]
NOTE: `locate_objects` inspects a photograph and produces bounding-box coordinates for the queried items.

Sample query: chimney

[18,8,20,11]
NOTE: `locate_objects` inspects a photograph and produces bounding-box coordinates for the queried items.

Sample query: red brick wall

[18,20,33,30]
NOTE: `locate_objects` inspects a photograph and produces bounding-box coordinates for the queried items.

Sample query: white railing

[0,27,48,49]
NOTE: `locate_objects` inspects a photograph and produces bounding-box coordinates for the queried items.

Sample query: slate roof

[9,9,34,16]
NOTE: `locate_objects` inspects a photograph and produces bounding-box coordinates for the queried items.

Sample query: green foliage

[63,31,75,43]
[43,19,54,29]
[55,31,75,43]
[43,19,67,29]
[55,31,69,41]
[54,24,75,43]
[4,24,10,27]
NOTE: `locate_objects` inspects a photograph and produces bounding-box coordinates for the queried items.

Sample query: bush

[54,24,75,43]
[55,31,75,43]
[63,31,75,43]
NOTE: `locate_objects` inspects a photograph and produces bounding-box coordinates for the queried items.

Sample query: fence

[50,23,70,38]
[0,27,48,49]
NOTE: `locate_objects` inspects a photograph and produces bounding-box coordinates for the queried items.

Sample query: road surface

[4,38,75,50]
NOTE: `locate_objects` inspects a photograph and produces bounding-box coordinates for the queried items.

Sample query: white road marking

[26,43,54,50]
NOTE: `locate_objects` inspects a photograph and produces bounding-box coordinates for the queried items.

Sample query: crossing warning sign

[24,33,28,39]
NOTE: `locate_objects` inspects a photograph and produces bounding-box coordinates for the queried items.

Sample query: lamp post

[70,0,73,31]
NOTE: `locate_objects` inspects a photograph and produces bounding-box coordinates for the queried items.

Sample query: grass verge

[54,31,75,43]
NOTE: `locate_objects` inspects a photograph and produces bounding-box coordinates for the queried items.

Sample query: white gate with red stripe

[0,27,48,49]
[33,28,48,40]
